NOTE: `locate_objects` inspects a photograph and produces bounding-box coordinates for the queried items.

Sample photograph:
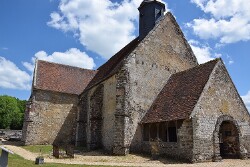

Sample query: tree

[0,95,26,129]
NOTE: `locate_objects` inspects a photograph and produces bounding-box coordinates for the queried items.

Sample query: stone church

[22,0,250,162]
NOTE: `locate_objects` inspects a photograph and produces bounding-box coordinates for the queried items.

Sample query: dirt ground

[2,142,250,167]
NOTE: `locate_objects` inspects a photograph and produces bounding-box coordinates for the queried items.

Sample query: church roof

[34,60,97,95]
[141,59,220,123]
[84,37,140,91]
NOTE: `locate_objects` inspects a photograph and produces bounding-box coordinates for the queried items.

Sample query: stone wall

[77,75,117,152]
[0,130,22,141]
[191,60,250,162]
[22,89,78,145]
[76,93,88,147]
[101,76,117,152]
[89,84,104,149]
[113,67,128,155]
[140,119,193,161]
[113,13,198,154]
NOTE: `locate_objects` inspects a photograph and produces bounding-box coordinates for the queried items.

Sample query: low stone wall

[137,119,193,162]
[0,129,22,141]
[141,141,191,161]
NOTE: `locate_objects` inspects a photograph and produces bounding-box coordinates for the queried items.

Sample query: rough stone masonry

[22,0,250,163]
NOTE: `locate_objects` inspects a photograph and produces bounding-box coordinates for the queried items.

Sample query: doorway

[219,121,240,158]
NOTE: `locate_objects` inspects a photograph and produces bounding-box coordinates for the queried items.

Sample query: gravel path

[3,145,250,167]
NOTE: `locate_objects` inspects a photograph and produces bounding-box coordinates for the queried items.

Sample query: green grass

[2,145,121,167]
[21,145,53,155]
[8,153,112,167]
[0,149,118,167]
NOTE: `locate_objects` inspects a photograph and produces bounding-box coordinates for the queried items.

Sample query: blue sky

[0,0,249,111]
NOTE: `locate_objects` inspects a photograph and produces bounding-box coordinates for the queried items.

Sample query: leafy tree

[17,99,26,112]
[0,95,26,129]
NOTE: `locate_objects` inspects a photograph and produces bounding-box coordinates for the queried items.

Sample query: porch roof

[141,59,219,123]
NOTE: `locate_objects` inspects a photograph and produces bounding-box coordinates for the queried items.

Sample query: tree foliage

[0,95,26,129]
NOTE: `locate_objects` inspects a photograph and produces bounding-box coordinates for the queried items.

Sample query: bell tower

[138,0,166,40]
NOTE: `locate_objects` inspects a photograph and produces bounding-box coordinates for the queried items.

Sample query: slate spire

[138,0,165,40]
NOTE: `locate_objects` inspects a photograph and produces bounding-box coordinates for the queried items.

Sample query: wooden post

[175,120,178,142]
[156,123,159,139]
[53,145,60,158]
[149,124,151,140]
[166,122,169,142]
[66,145,74,158]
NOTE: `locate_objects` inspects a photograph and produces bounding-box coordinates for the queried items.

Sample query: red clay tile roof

[34,60,97,95]
[84,37,140,91]
[141,59,220,123]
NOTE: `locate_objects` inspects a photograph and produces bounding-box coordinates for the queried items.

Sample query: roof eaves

[33,87,79,96]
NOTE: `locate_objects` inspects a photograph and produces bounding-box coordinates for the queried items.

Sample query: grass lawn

[21,145,53,155]
[8,153,110,167]
[0,146,119,167]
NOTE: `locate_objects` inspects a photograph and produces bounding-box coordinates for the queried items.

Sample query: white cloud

[189,40,234,65]
[1,47,8,50]
[242,91,250,112]
[23,48,95,72]
[22,62,34,72]
[226,55,234,65]
[228,60,234,65]
[188,0,250,44]
[189,40,218,64]
[190,0,207,10]
[47,0,169,59]
[0,57,32,90]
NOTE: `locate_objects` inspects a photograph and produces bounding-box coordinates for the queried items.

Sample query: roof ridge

[37,60,97,72]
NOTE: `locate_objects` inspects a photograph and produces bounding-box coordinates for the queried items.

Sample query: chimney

[138,0,165,40]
